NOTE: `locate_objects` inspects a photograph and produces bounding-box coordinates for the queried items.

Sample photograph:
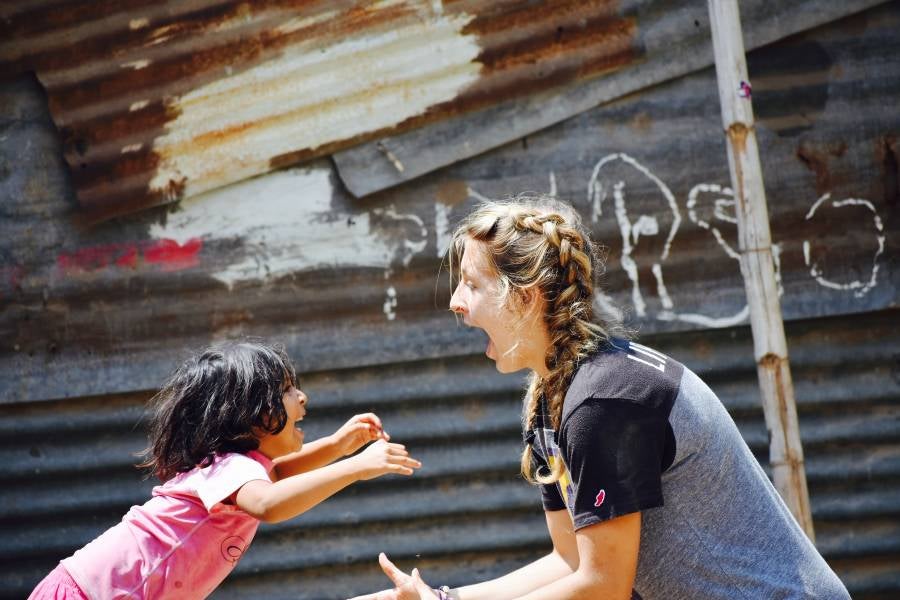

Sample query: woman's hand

[350,441,421,480]
[348,553,439,600]
[332,413,390,456]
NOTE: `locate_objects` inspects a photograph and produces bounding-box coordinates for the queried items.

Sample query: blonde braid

[512,209,607,484]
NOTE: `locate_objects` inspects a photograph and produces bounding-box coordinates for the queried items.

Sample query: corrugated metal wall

[1,1,898,599]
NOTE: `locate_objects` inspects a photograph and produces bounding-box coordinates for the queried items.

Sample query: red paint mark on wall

[57,238,202,275]
[144,238,202,272]
[0,265,25,298]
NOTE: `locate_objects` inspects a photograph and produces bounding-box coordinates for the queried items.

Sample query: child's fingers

[387,457,421,475]
[397,456,422,469]
[351,413,389,441]
[354,412,384,430]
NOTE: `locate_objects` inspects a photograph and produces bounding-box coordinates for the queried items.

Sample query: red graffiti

[0,265,25,298]
[144,238,202,272]
[57,238,202,275]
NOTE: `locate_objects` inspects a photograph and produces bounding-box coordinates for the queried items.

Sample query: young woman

[353,196,848,600]
[29,341,421,599]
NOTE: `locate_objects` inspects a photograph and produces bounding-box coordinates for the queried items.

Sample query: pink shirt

[62,451,273,599]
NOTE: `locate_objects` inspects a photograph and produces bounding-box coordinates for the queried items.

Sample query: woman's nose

[297,389,308,406]
[449,286,466,315]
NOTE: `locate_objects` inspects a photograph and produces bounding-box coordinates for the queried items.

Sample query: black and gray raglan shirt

[529,340,849,599]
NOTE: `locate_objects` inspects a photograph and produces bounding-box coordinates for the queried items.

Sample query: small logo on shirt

[221,535,247,563]
[594,489,606,507]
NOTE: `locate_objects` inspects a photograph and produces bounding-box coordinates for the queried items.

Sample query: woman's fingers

[378,553,410,587]
[411,569,439,598]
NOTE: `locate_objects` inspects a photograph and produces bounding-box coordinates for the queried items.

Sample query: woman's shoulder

[563,340,685,419]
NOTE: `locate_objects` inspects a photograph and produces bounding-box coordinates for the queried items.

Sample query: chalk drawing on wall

[587,153,681,320]
[457,156,887,329]
[802,193,885,298]
[383,286,398,321]
[683,183,751,328]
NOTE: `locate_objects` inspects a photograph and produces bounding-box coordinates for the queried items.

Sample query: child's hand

[333,413,390,456]
[351,440,421,481]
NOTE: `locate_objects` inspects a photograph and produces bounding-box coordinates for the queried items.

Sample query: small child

[29,341,421,599]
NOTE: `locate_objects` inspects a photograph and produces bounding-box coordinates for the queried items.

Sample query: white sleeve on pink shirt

[194,453,272,512]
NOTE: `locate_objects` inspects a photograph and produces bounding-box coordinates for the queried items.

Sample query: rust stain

[630,111,652,132]
[210,308,254,332]
[795,141,832,195]
[878,135,898,207]
[436,180,470,207]
[727,122,750,155]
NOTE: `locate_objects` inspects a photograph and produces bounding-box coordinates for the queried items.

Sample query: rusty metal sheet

[0,0,641,221]
[332,0,889,197]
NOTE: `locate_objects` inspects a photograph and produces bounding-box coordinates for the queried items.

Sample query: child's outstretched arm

[273,413,388,478]
[235,440,420,523]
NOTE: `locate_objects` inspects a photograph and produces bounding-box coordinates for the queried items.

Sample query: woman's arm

[273,413,386,479]
[513,512,640,600]
[350,510,579,600]
[352,511,638,600]
[236,440,420,523]
[452,509,578,600]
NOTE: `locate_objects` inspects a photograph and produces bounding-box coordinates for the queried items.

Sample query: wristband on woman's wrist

[433,585,456,600]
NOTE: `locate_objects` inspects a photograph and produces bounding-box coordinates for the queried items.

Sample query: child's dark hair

[140,341,297,481]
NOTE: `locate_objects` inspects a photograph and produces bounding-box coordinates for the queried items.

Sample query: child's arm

[235,440,420,523]
[273,413,387,479]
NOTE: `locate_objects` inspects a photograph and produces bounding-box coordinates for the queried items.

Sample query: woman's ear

[519,287,545,316]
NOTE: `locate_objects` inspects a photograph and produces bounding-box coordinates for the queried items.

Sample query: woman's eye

[465,280,476,290]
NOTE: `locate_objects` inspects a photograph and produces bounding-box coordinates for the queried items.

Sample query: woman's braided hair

[449,194,622,484]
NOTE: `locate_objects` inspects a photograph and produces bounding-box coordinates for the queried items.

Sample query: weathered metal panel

[0,1,888,219]
[1,3,898,600]
[0,0,642,220]
[333,0,889,197]
[2,2,896,402]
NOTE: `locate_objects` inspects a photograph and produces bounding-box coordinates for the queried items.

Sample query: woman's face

[449,238,550,376]
[257,383,308,459]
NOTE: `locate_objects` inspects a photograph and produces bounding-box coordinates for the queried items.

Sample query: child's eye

[465,280,477,290]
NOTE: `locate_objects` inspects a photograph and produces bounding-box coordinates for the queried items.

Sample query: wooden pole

[707,0,815,541]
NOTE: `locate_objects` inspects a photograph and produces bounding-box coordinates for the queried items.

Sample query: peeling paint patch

[121,59,151,70]
[148,166,428,287]
[148,10,481,200]
[435,202,453,258]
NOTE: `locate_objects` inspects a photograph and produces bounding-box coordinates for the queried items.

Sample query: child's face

[257,383,308,459]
